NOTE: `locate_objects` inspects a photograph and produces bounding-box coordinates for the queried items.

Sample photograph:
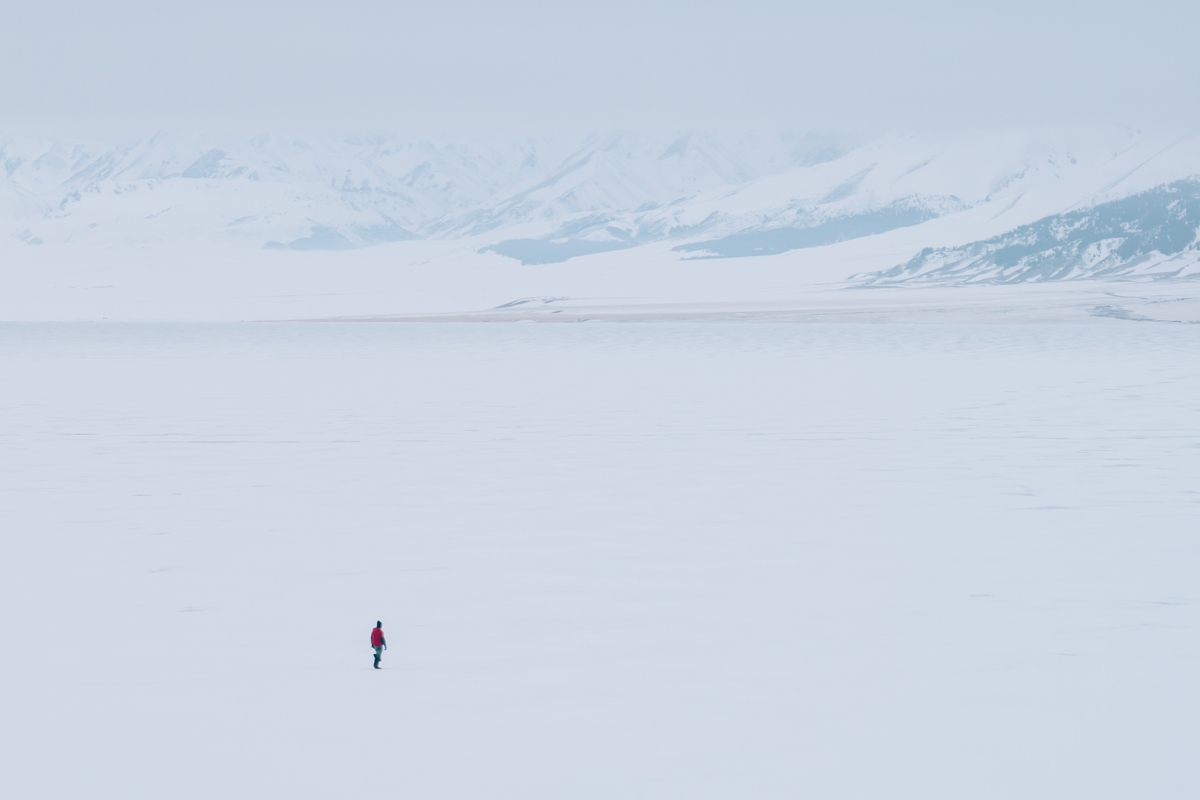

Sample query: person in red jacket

[371,621,387,669]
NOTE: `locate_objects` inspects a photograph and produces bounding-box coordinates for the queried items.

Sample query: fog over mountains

[4,127,1200,283]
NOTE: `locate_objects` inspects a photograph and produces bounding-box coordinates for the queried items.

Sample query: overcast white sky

[3,0,1199,136]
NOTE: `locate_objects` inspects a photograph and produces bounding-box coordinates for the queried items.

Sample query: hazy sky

[4,0,1199,135]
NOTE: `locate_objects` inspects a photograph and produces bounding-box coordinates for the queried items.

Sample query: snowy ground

[1,322,1196,799]
[6,237,1200,324]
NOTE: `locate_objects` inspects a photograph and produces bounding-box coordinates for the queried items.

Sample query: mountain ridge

[5,128,1200,282]
[861,178,1200,284]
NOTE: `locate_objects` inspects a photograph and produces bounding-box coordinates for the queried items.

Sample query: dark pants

[373,645,383,668]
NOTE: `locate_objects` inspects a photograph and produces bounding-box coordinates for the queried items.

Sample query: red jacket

[371,627,385,647]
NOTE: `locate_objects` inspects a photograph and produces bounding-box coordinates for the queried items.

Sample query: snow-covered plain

[1,322,1196,799]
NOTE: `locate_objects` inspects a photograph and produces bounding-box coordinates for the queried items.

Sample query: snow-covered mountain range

[5,127,1200,283]
[0,130,848,250]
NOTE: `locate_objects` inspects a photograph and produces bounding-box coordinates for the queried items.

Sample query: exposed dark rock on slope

[863,180,1200,285]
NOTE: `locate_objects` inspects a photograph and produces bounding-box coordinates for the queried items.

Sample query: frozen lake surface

[1,322,1196,799]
